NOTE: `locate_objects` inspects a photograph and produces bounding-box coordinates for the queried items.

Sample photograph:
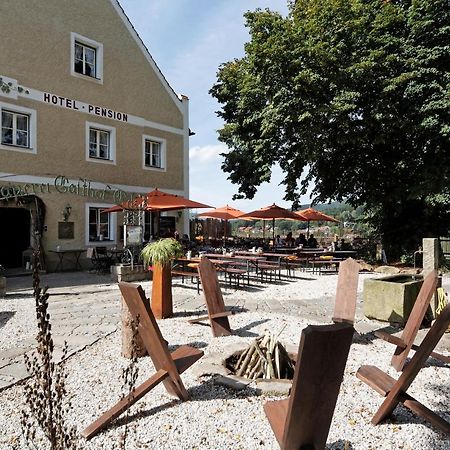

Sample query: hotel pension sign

[43,92,128,122]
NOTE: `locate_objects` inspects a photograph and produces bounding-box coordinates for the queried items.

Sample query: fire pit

[191,333,297,395]
[225,333,295,380]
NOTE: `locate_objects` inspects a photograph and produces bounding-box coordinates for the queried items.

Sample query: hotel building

[0,0,190,270]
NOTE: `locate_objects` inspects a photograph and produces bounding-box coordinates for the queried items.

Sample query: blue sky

[119,0,312,212]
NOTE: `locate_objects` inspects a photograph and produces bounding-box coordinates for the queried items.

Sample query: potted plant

[140,238,183,319]
[0,265,6,297]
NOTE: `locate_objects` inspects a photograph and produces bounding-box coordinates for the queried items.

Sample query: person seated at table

[338,238,352,251]
[295,233,307,247]
[307,234,319,248]
[285,232,295,247]
[275,235,284,247]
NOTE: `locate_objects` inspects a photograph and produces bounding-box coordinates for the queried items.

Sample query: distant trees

[211,0,450,257]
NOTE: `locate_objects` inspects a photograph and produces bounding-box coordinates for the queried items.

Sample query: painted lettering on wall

[43,92,128,122]
[0,175,133,203]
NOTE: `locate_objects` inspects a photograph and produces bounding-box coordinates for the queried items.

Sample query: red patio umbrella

[239,203,307,242]
[103,188,211,212]
[102,188,211,237]
[295,207,340,238]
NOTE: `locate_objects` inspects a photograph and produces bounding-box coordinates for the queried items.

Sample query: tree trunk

[121,296,148,358]
[151,263,173,319]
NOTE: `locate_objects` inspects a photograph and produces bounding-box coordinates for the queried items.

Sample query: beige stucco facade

[0,0,190,271]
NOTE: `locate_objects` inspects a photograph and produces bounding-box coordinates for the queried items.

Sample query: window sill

[88,156,116,165]
[0,143,36,154]
[143,165,166,172]
[70,70,103,85]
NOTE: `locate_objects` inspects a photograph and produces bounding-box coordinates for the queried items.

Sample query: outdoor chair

[264,322,354,449]
[81,282,204,440]
[332,257,360,324]
[356,304,450,436]
[87,246,113,274]
[188,257,235,337]
[374,270,449,371]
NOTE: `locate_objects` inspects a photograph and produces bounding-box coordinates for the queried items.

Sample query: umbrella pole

[272,218,275,246]
[223,219,226,249]
[307,221,310,239]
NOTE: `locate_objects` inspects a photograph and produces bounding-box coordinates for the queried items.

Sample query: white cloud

[189,144,228,163]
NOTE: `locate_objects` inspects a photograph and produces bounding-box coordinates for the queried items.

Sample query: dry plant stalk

[21,250,78,449]
[233,332,294,380]
[118,315,140,449]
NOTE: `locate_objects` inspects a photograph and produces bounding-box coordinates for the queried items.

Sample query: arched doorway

[0,206,31,268]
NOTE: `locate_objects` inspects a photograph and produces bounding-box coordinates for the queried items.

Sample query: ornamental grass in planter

[140,238,183,319]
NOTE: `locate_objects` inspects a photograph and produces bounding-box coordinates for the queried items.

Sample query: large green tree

[211,0,450,257]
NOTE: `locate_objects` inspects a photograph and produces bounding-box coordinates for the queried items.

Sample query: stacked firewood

[233,333,295,380]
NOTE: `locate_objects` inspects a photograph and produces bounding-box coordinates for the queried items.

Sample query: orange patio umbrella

[103,188,211,212]
[197,205,248,245]
[295,207,339,238]
[240,203,307,242]
[102,188,211,237]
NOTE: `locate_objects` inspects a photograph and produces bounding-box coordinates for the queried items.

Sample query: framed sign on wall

[58,221,74,239]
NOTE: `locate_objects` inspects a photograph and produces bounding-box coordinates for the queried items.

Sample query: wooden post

[422,238,441,317]
[0,276,6,297]
[151,263,173,319]
[121,296,148,358]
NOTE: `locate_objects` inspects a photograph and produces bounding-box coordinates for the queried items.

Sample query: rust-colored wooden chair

[188,257,234,337]
[374,270,449,371]
[332,257,360,324]
[264,322,354,450]
[357,304,450,436]
[81,282,204,440]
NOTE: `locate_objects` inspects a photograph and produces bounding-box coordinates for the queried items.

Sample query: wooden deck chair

[357,304,450,436]
[332,257,360,324]
[264,322,354,450]
[374,270,449,371]
[81,282,204,440]
[188,257,233,337]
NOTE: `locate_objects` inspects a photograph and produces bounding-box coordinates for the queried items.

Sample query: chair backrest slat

[391,270,438,370]
[197,258,232,337]
[283,322,354,449]
[118,282,186,397]
[333,258,360,324]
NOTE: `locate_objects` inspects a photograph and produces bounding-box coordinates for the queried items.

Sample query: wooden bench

[264,322,354,449]
[81,282,204,439]
[357,304,450,436]
[310,258,341,274]
[171,259,201,293]
[258,261,282,282]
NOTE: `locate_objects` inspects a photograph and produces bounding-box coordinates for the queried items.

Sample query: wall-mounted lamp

[62,203,72,222]
[176,210,183,222]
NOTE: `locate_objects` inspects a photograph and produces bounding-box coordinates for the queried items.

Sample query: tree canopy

[210,0,450,256]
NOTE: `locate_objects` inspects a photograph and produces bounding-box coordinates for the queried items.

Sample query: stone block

[110,264,152,282]
[363,274,423,324]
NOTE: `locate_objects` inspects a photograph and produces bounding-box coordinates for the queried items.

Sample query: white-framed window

[143,135,166,171]
[70,32,103,83]
[86,121,116,164]
[0,102,37,154]
[86,203,116,244]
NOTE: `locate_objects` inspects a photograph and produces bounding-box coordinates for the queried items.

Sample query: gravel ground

[0,273,449,449]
